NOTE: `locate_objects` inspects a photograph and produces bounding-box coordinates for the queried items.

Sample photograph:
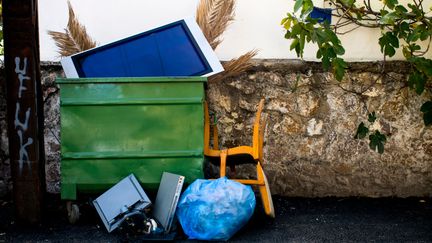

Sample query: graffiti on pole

[14,57,34,172]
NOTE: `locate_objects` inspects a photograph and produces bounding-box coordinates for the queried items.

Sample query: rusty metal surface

[3,0,46,224]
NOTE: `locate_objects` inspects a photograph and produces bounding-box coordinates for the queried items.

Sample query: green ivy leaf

[408,3,422,17]
[408,70,426,95]
[334,44,345,55]
[420,101,432,112]
[395,21,409,39]
[384,0,398,10]
[294,0,303,13]
[423,112,432,126]
[379,32,399,57]
[369,131,387,154]
[322,54,331,70]
[339,0,355,7]
[301,0,314,17]
[380,12,398,25]
[355,122,369,139]
[420,101,432,126]
[410,44,421,51]
[290,38,303,57]
[394,5,408,13]
[408,24,428,42]
[325,28,339,44]
[402,46,412,58]
[368,112,377,123]
[299,32,306,52]
[282,17,292,29]
[410,57,432,76]
[332,57,348,81]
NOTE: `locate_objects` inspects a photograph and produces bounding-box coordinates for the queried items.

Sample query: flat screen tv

[61,17,224,78]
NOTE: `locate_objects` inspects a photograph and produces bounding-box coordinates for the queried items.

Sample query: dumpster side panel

[58,78,205,200]
[61,157,203,199]
[61,104,203,153]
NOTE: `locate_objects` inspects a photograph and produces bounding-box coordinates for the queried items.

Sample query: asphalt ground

[0,194,431,242]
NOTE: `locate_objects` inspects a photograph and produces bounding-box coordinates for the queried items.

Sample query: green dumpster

[57,77,206,200]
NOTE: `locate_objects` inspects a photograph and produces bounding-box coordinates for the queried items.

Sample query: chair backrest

[204,101,211,155]
[204,99,266,161]
[252,99,265,160]
[204,101,220,157]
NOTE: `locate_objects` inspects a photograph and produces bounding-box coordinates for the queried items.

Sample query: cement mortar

[0,60,431,197]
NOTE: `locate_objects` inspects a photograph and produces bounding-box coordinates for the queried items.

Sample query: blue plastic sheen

[310,7,332,23]
[176,177,256,241]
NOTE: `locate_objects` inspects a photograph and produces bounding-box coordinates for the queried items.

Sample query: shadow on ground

[0,194,431,242]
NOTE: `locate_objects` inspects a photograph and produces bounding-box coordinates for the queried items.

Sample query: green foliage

[369,131,387,154]
[408,70,426,95]
[421,101,432,126]
[368,112,377,123]
[355,112,387,153]
[384,0,398,10]
[282,0,432,132]
[354,122,369,139]
[379,32,399,57]
[294,0,314,17]
[339,0,355,7]
[281,10,347,81]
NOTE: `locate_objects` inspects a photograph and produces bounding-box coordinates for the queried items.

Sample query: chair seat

[205,145,257,165]
[206,151,257,166]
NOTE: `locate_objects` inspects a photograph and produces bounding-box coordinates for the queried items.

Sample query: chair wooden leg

[257,162,275,218]
[219,150,227,178]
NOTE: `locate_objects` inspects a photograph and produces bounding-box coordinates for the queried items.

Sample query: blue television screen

[61,18,224,78]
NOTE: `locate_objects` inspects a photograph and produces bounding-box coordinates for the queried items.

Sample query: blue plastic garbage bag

[176,177,256,241]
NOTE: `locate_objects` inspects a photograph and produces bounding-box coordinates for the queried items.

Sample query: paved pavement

[0,194,431,242]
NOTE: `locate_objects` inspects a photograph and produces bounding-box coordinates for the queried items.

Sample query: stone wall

[0,60,431,197]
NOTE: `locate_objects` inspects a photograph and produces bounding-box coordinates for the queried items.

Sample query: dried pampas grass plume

[48,1,96,57]
[196,0,235,50]
[209,50,257,83]
[196,0,257,82]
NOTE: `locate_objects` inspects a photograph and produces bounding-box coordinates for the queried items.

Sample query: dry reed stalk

[48,1,96,57]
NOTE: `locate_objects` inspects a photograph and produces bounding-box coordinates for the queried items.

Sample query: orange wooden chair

[204,99,275,218]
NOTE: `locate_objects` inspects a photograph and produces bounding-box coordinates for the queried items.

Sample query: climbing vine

[282,0,432,153]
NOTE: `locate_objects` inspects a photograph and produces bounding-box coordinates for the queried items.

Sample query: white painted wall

[39,0,432,62]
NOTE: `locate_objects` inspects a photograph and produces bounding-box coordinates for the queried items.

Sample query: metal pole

[3,0,46,224]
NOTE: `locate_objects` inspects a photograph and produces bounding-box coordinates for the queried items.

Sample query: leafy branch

[354,112,387,154]
[282,0,432,128]
[282,1,348,81]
